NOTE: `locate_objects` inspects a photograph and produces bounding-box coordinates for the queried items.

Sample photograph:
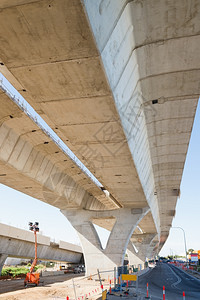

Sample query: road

[138,262,200,299]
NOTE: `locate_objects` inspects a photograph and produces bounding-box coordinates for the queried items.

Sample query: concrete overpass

[0,223,82,274]
[0,0,199,274]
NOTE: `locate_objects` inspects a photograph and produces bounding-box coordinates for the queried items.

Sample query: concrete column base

[0,254,8,275]
[62,208,149,276]
[77,233,118,275]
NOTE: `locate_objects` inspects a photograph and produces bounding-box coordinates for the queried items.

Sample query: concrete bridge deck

[0,0,199,274]
[0,223,82,274]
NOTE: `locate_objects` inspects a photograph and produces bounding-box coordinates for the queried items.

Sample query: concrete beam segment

[0,0,197,253]
[0,236,82,264]
[135,211,157,235]
[0,223,50,246]
[62,207,149,275]
[0,254,8,274]
[83,0,161,233]
[0,0,149,214]
[131,233,157,261]
[0,0,158,247]
[0,223,82,253]
[83,0,199,241]
[59,241,82,254]
[0,224,82,266]
[0,93,117,210]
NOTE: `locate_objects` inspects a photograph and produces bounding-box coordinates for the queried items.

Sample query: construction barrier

[163,286,165,300]
[53,274,188,300]
[63,287,100,300]
[102,289,107,300]
[53,265,148,300]
[121,274,137,281]
[145,282,150,299]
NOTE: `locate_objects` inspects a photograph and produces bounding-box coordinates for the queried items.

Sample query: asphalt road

[138,262,200,299]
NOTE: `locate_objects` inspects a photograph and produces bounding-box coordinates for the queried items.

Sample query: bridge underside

[0,0,199,272]
[0,223,82,274]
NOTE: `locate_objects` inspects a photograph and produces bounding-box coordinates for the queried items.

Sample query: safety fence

[51,287,101,300]
[169,261,196,271]
[50,264,144,300]
[169,261,200,279]
[50,270,188,300]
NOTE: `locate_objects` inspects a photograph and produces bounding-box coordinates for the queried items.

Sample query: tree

[187,249,194,255]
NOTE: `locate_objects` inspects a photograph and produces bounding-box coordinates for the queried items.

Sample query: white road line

[169,267,182,289]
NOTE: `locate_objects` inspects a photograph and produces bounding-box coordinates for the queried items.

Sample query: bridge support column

[132,234,157,261]
[62,208,149,276]
[0,254,7,275]
[127,242,144,266]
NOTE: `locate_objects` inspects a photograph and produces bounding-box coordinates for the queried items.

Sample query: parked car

[74,266,81,274]
[74,266,85,274]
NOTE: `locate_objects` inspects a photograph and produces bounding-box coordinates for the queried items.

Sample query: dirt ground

[0,273,108,300]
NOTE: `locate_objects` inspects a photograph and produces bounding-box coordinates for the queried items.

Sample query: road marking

[169,267,182,289]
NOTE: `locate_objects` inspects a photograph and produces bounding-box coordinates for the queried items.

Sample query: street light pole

[172,227,188,266]
[24,221,40,287]
[28,222,39,273]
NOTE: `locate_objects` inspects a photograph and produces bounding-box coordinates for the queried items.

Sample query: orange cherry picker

[24,222,40,287]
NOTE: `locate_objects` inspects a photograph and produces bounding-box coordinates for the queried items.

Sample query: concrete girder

[0,254,8,274]
[145,235,159,259]
[0,223,82,274]
[0,0,149,214]
[0,0,197,255]
[62,208,149,275]
[0,121,102,210]
[147,234,160,253]
[83,0,199,240]
[130,233,157,261]
[0,236,82,265]
[0,92,118,210]
[134,210,157,236]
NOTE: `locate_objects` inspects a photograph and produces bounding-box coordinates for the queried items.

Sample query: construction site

[0,221,148,299]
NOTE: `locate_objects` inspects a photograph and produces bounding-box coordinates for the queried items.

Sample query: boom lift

[24,222,40,287]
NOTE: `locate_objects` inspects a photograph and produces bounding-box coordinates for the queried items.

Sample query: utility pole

[172,227,188,266]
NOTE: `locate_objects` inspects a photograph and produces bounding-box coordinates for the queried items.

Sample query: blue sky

[0,93,199,256]
[160,99,200,256]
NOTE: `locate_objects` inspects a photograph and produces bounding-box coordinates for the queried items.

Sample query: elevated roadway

[0,223,82,274]
[0,0,199,274]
